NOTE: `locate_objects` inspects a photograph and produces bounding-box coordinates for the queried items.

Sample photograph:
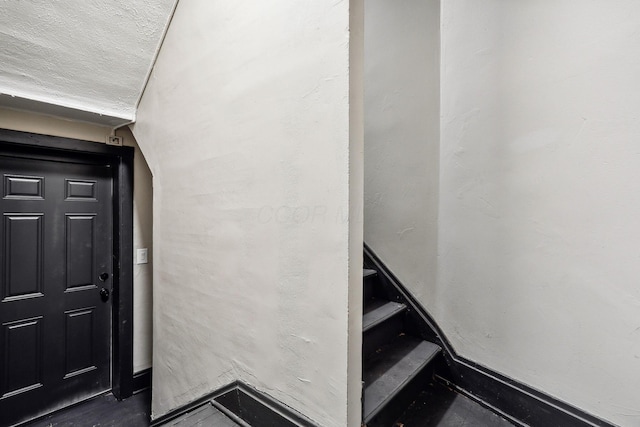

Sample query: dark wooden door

[0,153,113,426]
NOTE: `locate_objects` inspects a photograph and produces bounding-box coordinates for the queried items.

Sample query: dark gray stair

[395,381,516,427]
[362,265,443,426]
[362,298,407,357]
[364,268,379,301]
[363,300,406,332]
[363,336,441,425]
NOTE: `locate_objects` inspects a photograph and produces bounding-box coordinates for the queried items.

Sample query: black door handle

[100,287,110,302]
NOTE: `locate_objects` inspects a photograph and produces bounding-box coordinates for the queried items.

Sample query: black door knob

[99,272,109,282]
[100,288,110,302]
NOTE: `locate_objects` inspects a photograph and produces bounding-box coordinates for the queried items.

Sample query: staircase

[362,268,442,426]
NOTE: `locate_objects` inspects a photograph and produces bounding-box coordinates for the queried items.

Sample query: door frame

[0,128,135,401]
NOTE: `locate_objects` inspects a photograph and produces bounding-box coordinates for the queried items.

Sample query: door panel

[3,175,44,199]
[63,307,97,378]
[0,154,113,426]
[65,215,96,289]
[3,214,44,300]
[2,316,43,397]
[65,179,97,200]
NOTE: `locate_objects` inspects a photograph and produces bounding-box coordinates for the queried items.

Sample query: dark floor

[168,404,240,427]
[20,390,241,427]
[23,390,151,427]
[20,383,515,427]
[395,382,515,427]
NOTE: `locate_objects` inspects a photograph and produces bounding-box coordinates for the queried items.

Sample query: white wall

[132,1,362,426]
[365,1,640,426]
[0,107,154,373]
[439,2,640,425]
[364,0,440,302]
[0,107,112,143]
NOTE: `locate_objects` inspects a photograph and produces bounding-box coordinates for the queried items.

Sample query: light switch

[136,248,148,264]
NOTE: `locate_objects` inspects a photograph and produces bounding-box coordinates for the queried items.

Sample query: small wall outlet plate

[106,135,123,146]
[136,248,148,264]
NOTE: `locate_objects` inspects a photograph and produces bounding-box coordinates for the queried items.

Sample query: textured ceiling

[0,0,176,126]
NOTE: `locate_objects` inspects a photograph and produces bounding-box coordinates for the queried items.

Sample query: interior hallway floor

[23,391,152,427]
[20,382,515,427]
[395,381,515,427]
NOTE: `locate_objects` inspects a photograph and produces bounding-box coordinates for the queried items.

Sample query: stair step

[362,316,404,358]
[363,268,377,278]
[363,336,441,424]
[363,300,406,332]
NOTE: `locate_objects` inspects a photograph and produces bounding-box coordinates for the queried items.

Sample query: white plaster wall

[364,1,640,425]
[438,2,640,425]
[132,1,359,425]
[0,108,154,373]
[0,107,111,143]
[364,0,440,303]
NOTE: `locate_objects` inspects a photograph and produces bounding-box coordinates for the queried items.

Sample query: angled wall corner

[131,1,361,426]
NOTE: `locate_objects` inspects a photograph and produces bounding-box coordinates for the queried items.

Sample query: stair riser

[364,274,379,301]
[362,315,404,358]
[366,359,437,427]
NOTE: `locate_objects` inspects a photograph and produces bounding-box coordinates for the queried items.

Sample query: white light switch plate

[136,248,148,264]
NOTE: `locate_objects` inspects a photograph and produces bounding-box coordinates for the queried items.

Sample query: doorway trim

[0,128,135,401]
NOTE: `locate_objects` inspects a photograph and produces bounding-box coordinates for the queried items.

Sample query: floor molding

[216,382,319,427]
[149,382,237,426]
[363,243,616,427]
[150,381,318,427]
[133,368,152,394]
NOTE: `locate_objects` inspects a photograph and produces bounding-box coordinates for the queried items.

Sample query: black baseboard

[133,368,152,394]
[363,243,616,427]
[149,381,318,427]
[216,382,319,427]
[149,382,237,426]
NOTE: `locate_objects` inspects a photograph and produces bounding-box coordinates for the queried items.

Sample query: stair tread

[363,300,406,332]
[363,335,441,423]
[363,268,377,278]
